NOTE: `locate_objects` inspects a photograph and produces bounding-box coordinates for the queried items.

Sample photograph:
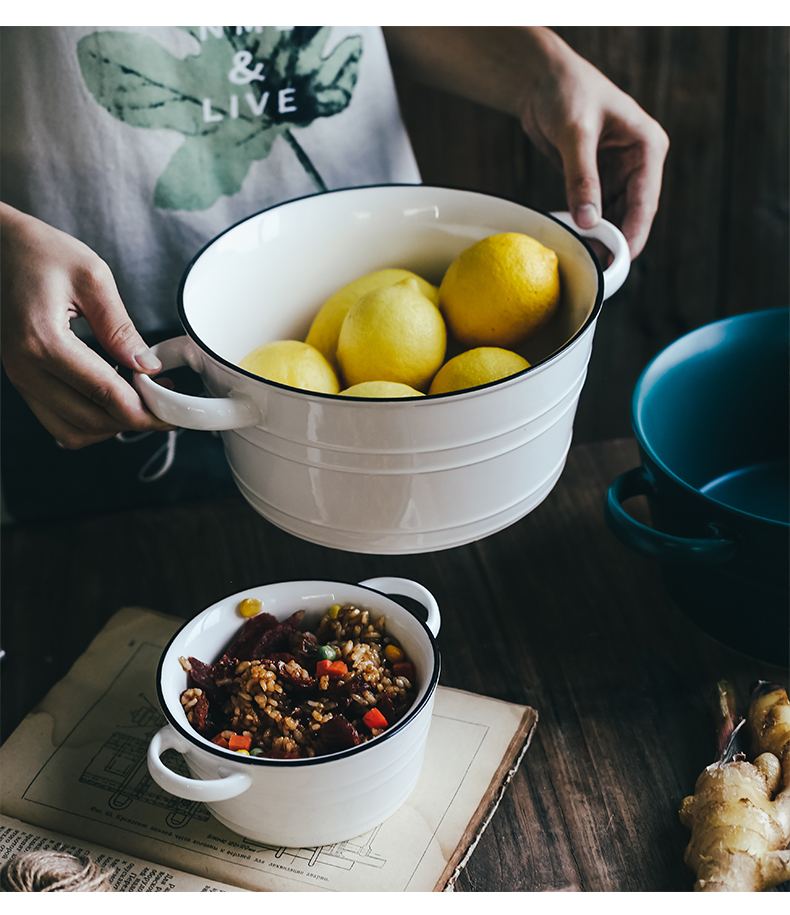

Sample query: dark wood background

[391,25,789,443]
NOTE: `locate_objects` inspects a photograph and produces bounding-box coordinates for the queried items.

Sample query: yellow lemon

[306,269,439,371]
[336,278,447,392]
[340,381,425,398]
[439,233,560,347]
[239,340,340,394]
[428,347,530,395]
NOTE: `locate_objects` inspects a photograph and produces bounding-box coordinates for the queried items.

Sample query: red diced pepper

[392,661,415,682]
[228,733,252,752]
[316,659,348,679]
[211,734,230,749]
[363,708,388,730]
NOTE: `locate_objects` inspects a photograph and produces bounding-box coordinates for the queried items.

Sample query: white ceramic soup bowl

[134,185,630,554]
[148,576,441,847]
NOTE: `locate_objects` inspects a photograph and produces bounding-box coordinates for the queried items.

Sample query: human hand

[517,29,669,259]
[384,26,668,260]
[0,203,174,449]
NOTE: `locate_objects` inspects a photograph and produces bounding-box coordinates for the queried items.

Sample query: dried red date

[376,693,410,725]
[289,629,319,664]
[186,658,222,701]
[242,611,306,661]
[375,694,397,724]
[223,611,279,660]
[274,658,316,691]
[320,715,361,752]
[186,692,211,734]
[187,654,238,705]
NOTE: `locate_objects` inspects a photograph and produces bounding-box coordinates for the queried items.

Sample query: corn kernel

[384,644,405,663]
[235,749,250,755]
[238,598,262,618]
[328,604,341,619]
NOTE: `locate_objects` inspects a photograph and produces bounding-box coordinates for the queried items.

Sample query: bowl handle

[605,465,738,564]
[358,577,441,637]
[550,212,630,301]
[147,725,253,801]
[133,336,262,431]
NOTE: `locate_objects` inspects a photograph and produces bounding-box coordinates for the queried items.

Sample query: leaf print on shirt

[77,27,362,211]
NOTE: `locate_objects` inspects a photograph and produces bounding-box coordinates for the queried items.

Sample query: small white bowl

[148,577,441,847]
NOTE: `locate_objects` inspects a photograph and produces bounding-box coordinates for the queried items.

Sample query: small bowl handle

[133,336,261,431]
[605,465,738,564]
[147,725,253,801]
[358,577,441,637]
[550,211,630,301]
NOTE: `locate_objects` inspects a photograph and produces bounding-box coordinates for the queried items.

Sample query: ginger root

[747,680,790,773]
[679,681,790,892]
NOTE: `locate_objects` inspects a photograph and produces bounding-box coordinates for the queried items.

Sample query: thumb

[558,129,603,231]
[74,262,162,375]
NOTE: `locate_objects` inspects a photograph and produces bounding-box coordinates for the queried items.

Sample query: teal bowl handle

[605,465,738,564]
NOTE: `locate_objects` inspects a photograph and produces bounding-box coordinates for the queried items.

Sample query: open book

[0,607,537,892]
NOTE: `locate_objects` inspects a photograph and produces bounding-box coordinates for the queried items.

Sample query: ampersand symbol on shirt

[228,50,265,85]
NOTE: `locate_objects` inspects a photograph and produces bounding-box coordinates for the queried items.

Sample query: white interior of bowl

[159,580,438,758]
[180,185,600,372]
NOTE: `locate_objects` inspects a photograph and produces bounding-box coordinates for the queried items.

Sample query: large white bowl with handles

[135,185,629,553]
[147,576,441,847]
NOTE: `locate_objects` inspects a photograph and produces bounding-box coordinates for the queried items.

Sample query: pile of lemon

[239,233,560,398]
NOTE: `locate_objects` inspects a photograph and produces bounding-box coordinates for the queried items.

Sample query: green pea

[317,644,337,661]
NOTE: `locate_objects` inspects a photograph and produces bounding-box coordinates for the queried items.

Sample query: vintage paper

[0,608,537,892]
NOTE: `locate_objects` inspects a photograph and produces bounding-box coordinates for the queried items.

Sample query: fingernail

[575,204,600,229]
[134,349,161,373]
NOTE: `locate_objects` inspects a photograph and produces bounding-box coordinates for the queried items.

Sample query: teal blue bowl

[605,307,789,665]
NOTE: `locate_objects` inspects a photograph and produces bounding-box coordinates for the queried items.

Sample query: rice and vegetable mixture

[179,602,417,759]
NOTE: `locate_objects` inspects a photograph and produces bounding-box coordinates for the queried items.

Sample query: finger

[70,260,161,376]
[619,195,654,260]
[618,146,668,258]
[586,238,613,270]
[600,122,669,258]
[18,339,174,435]
[22,391,125,450]
[557,125,603,230]
[606,165,661,260]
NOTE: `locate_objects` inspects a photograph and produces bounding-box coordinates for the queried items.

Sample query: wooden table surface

[2,437,787,892]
